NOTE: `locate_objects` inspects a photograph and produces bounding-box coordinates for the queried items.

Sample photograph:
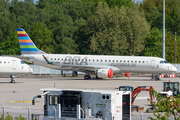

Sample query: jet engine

[96,69,113,78]
[124,73,131,77]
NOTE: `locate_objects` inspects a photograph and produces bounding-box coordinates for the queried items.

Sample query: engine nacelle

[97,69,113,78]
[124,73,131,77]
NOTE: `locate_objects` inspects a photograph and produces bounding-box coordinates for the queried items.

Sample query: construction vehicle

[161,81,179,97]
[119,86,154,105]
[119,86,155,113]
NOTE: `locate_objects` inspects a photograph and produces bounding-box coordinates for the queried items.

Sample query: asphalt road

[0,75,179,120]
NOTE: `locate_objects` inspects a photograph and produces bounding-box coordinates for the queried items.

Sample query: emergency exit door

[12,60,17,70]
[151,60,155,68]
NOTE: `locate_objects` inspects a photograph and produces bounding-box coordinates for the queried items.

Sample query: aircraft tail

[17,28,47,54]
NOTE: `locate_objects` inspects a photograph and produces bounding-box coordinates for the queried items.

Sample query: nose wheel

[151,74,160,81]
[84,75,91,80]
[10,75,16,83]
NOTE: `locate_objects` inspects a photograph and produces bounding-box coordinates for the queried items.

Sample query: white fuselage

[22,54,177,74]
[0,57,33,75]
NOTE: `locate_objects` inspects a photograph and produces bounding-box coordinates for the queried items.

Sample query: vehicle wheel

[84,75,89,80]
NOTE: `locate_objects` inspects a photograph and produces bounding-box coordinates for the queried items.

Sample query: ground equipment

[32,88,131,120]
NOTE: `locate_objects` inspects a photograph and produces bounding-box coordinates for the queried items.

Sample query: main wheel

[84,75,89,80]
[84,75,91,80]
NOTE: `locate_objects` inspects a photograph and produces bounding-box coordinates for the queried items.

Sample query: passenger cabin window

[101,60,103,62]
[58,58,60,60]
[105,60,107,62]
[124,60,126,63]
[131,61,133,63]
[4,61,6,64]
[127,61,129,63]
[143,61,144,63]
[61,59,63,61]
[8,61,10,64]
[146,61,148,63]
[139,61,141,63]
[54,58,56,60]
[0,61,2,64]
[93,60,94,62]
[89,59,91,61]
[49,95,58,105]
[113,60,114,62]
[120,60,122,62]
[97,60,98,62]
[135,61,137,63]
[109,60,111,62]
[116,60,118,62]
[51,58,53,60]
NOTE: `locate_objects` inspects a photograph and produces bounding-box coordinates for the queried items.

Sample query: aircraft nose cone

[172,66,177,72]
[29,67,33,73]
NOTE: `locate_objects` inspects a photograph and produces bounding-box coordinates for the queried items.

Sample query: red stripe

[18,34,28,36]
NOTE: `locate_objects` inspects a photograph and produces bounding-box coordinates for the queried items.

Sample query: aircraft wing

[60,64,117,72]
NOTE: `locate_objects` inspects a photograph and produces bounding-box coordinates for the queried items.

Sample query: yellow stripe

[8,101,39,103]
[17,31,26,34]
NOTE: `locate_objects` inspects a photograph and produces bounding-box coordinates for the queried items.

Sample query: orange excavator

[119,86,155,105]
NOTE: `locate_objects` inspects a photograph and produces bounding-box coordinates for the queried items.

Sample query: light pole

[175,32,177,64]
[162,0,165,59]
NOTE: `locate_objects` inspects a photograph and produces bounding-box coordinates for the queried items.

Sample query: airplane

[16,28,177,80]
[0,56,33,83]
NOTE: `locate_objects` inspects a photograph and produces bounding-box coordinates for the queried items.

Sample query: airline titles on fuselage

[61,56,136,67]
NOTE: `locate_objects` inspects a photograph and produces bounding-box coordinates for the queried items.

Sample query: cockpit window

[164,61,169,63]
[160,60,169,64]
[21,61,25,64]
[160,61,164,63]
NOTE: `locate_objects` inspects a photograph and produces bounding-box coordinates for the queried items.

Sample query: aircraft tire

[84,75,91,80]
[84,75,88,80]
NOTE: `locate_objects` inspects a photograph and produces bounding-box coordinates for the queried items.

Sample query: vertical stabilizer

[17,28,47,54]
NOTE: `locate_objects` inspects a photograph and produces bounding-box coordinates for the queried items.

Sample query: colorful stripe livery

[42,55,54,64]
[17,28,47,54]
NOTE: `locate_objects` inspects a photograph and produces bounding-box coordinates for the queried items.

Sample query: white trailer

[32,88,131,120]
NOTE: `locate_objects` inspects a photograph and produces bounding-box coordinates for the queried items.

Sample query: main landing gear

[84,75,91,80]
[10,75,16,83]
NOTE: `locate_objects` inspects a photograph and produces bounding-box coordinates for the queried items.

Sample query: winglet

[17,28,47,54]
[42,55,54,64]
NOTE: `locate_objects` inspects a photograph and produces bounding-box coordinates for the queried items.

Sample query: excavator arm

[131,86,154,105]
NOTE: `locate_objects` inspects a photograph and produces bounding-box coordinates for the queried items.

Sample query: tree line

[0,0,180,63]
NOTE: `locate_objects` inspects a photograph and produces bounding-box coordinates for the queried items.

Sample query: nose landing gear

[10,75,17,83]
[151,74,160,81]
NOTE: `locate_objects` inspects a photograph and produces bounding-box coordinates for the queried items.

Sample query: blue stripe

[17,28,24,31]
[21,48,39,51]
[20,43,34,45]
[18,37,30,40]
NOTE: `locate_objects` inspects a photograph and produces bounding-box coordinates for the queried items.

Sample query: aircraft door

[12,60,17,70]
[151,60,155,68]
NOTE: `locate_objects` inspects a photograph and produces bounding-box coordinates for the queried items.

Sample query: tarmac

[0,74,179,120]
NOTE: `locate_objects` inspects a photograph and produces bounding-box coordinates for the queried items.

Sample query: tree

[79,2,150,55]
[30,21,55,53]
[125,3,150,55]
[83,2,129,55]
[165,32,180,63]
[143,28,162,57]
[148,89,180,120]
[0,31,20,55]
